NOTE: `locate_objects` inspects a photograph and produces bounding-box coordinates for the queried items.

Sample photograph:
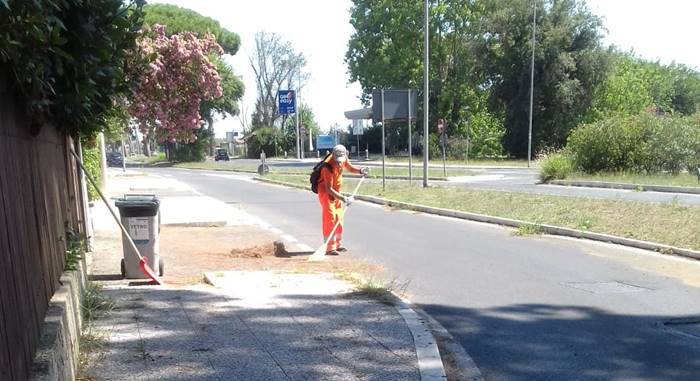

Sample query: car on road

[107,152,124,167]
[214,149,230,161]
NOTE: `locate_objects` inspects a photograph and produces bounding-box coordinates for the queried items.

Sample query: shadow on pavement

[421,302,700,380]
[83,287,420,381]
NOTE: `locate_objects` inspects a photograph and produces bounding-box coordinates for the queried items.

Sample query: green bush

[0,0,144,137]
[539,152,573,182]
[81,146,102,201]
[567,113,700,174]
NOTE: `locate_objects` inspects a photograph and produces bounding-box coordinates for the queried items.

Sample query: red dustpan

[71,149,163,285]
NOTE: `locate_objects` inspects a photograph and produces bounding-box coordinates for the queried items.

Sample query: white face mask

[335,156,347,164]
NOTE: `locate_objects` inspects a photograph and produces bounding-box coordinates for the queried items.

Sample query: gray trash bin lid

[115,194,160,217]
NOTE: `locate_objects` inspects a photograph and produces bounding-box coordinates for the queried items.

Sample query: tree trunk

[207,117,215,156]
[143,133,151,157]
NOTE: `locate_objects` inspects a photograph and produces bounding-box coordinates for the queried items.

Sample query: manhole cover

[664,318,700,338]
[563,281,649,294]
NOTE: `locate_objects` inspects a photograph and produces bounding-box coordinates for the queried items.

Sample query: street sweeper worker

[318,144,369,255]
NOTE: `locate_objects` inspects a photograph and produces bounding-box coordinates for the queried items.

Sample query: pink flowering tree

[129,24,223,155]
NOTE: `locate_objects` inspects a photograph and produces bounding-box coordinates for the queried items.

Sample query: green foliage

[81,282,114,323]
[172,128,211,162]
[539,152,573,182]
[143,3,240,54]
[346,0,483,147]
[474,0,609,157]
[64,232,86,271]
[200,55,245,121]
[589,52,700,119]
[567,113,700,174]
[347,0,609,158]
[0,0,144,138]
[465,110,505,158]
[81,145,102,201]
[514,224,545,236]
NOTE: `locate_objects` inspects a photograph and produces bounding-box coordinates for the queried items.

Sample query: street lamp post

[527,1,536,167]
[423,0,430,188]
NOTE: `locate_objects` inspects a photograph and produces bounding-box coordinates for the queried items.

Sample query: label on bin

[127,217,150,240]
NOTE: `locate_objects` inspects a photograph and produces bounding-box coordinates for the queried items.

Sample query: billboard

[316,135,336,150]
[278,90,296,114]
[371,89,418,123]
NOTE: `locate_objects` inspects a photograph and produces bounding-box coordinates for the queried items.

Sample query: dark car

[107,152,124,167]
[214,149,230,161]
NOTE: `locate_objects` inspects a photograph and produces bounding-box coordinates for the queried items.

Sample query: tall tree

[143,4,245,155]
[144,4,240,54]
[249,31,308,131]
[346,0,486,145]
[473,0,609,156]
[127,25,223,155]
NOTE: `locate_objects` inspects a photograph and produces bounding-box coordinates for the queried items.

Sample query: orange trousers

[319,194,343,252]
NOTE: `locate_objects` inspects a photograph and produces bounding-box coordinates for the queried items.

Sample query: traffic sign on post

[437,118,445,134]
[278,90,296,115]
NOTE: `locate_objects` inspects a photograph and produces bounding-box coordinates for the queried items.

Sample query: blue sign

[316,135,336,150]
[278,90,296,114]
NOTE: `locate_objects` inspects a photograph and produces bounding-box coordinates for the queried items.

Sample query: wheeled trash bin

[115,194,163,279]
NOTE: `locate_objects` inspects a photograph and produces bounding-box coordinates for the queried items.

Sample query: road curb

[392,295,483,381]
[549,180,700,195]
[254,177,700,262]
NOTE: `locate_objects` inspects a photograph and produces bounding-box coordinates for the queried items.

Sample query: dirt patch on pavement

[91,226,383,286]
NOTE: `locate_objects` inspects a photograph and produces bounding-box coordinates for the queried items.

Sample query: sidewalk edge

[393,295,484,381]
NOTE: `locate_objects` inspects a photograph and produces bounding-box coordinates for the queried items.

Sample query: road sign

[316,135,335,150]
[278,90,296,114]
[300,126,306,135]
[437,118,445,134]
[352,120,364,135]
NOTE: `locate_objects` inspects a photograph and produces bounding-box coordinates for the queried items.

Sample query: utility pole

[408,89,412,184]
[295,92,300,159]
[381,89,386,191]
[423,0,430,188]
[528,0,536,167]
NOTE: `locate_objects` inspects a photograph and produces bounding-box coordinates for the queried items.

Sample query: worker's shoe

[325,250,340,256]
[336,247,347,252]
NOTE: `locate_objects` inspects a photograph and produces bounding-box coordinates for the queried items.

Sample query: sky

[151,0,700,138]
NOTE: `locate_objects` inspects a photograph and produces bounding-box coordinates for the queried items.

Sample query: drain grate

[563,281,649,294]
[664,318,700,338]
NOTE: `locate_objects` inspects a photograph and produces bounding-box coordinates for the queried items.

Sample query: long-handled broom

[70,149,163,285]
[308,176,366,262]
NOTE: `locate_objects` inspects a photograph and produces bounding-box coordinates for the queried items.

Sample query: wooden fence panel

[0,91,84,380]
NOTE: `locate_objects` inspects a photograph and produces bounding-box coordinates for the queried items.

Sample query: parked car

[214,149,230,161]
[107,152,124,167]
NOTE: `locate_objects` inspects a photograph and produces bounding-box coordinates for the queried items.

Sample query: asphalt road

[214,159,700,205]
[149,167,700,381]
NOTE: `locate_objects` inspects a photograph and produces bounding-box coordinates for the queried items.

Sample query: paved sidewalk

[83,272,423,380]
[91,169,266,231]
[84,168,436,381]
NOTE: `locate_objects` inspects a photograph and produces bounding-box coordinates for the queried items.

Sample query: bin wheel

[120,259,126,279]
[159,258,164,277]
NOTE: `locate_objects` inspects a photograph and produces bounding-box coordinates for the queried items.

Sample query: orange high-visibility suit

[317,156,352,252]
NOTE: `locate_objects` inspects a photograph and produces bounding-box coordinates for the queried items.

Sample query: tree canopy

[347,0,612,158]
[143,3,240,55]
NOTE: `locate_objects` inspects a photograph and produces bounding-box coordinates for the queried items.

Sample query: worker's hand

[344,195,355,206]
[360,167,370,177]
